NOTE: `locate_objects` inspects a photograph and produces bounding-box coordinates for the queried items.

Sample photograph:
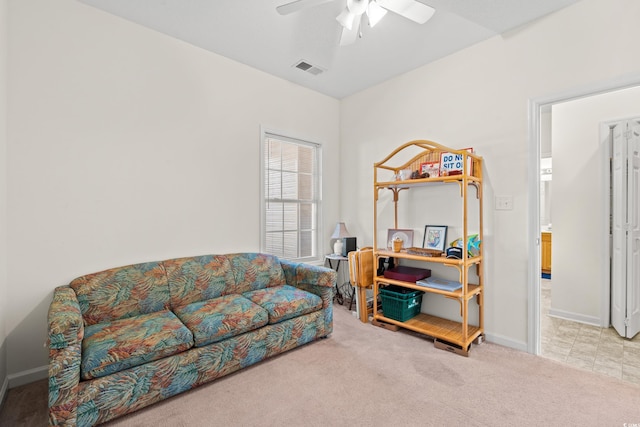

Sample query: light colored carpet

[107,306,640,426]
[3,305,640,426]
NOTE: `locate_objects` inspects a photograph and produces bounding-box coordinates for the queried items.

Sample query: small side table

[324,254,353,306]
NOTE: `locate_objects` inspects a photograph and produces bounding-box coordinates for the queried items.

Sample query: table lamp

[331,222,351,255]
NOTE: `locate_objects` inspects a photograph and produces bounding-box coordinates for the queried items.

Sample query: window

[261,131,321,262]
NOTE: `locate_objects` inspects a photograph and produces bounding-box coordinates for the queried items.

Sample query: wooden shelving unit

[372,140,484,355]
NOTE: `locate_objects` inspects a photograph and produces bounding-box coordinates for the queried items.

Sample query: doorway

[529,79,640,384]
[529,79,640,353]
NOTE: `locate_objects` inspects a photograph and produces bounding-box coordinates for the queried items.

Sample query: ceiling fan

[277,0,435,46]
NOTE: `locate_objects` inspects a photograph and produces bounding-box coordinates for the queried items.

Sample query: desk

[324,254,354,307]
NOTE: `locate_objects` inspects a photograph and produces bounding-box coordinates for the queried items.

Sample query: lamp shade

[331,222,351,239]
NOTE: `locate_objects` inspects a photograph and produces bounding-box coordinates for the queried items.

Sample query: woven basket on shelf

[403,247,444,257]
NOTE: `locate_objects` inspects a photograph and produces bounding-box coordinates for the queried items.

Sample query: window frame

[260,128,323,263]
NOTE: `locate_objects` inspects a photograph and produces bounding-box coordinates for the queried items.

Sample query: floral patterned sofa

[47,253,335,426]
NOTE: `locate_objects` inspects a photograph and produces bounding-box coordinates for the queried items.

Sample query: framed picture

[423,225,448,252]
[386,229,414,250]
[419,161,440,178]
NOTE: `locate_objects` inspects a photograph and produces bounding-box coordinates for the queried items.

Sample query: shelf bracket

[455,180,463,196]
[443,263,464,283]
[470,182,481,199]
[390,187,409,229]
[444,296,463,317]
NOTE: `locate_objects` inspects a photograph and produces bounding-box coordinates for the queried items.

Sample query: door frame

[527,74,640,355]
[602,119,616,333]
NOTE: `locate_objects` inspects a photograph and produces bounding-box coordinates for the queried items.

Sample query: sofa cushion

[226,253,286,294]
[70,261,171,326]
[174,294,269,347]
[81,310,193,380]
[243,285,322,324]
[164,255,236,308]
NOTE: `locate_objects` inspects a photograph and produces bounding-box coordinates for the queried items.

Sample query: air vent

[295,61,312,71]
[293,60,325,76]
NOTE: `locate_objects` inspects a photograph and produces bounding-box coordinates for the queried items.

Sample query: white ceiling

[79,0,581,99]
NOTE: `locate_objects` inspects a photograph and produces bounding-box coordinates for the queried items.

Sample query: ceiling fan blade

[367,1,387,27]
[337,7,356,30]
[277,0,335,15]
[375,0,435,24]
[339,17,361,45]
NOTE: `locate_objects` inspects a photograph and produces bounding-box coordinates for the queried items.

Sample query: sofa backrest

[225,253,285,294]
[69,253,287,324]
[69,261,171,326]
[164,254,236,308]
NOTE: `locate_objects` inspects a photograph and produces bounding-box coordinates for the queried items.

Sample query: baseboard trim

[0,376,8,411]
[8,365,48,388]
[548,308,600,327]
[484,332,528,353]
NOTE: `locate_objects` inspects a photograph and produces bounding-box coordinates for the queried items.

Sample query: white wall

[551,86,640,324]
[6,0,340,380]
[0,0,8,398]
[340,0,640,349]
[541,111,552,158]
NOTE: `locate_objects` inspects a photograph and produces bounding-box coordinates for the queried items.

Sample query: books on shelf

[416,277,462,292]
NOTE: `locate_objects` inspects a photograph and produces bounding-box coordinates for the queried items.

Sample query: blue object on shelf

[416,277,462,292]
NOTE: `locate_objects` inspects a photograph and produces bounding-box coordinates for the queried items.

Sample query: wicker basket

[404,247,444,257]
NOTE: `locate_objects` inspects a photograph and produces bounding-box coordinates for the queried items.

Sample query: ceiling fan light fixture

[280,0,436,47]
[336,8,356,30]
[367,1,387,27]
[346,0,369,16]
[376,0,435,24]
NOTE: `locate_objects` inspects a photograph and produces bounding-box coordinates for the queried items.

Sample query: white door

[627,119,640,338]
[610,118,640,339]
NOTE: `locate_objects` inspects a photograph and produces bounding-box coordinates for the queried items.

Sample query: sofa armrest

[48,286,84,426]
[280,260,336,306]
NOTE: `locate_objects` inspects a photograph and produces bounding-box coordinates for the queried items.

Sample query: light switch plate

[495,195,513,210]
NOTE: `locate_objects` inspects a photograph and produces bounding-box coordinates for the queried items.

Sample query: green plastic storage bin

[380,285,424,322]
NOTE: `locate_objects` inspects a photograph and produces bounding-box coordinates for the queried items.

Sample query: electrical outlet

[495,195,513,210]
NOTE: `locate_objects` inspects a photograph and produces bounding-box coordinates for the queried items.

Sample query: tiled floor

[540,278,640,386]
